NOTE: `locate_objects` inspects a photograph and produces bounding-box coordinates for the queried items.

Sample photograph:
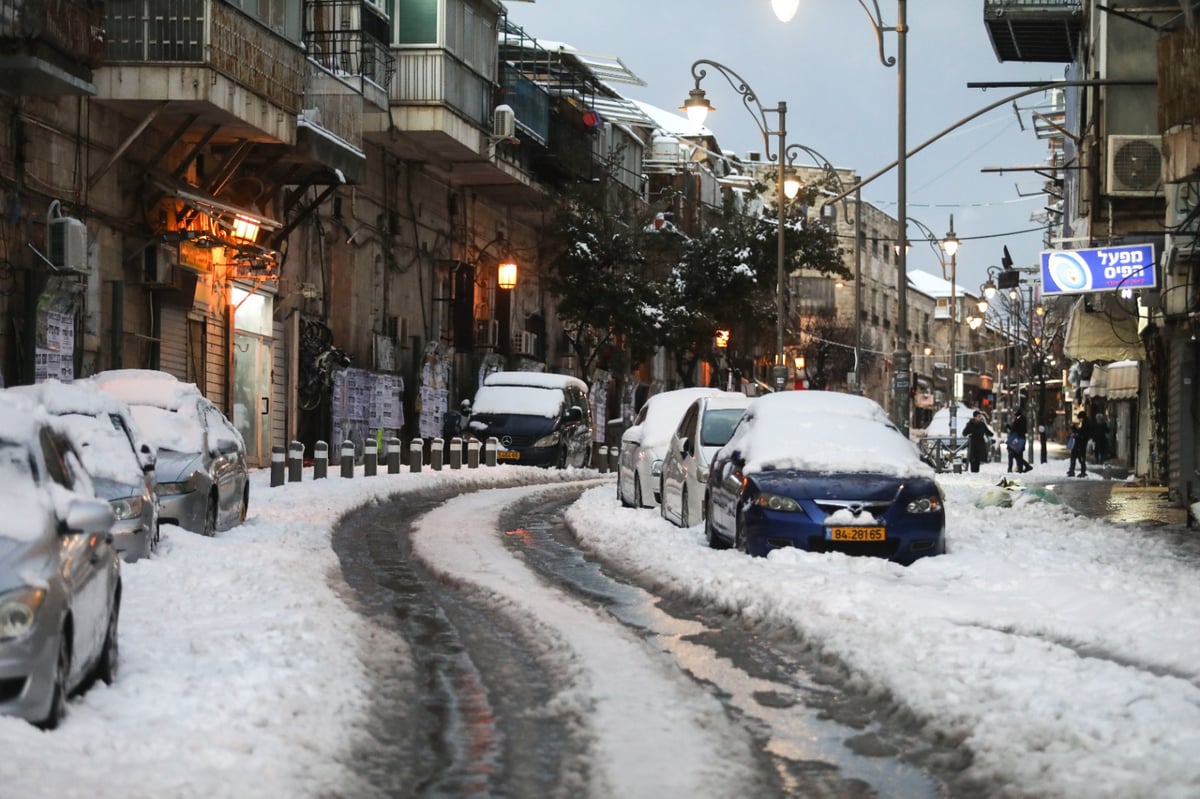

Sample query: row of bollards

[271,436,506,486]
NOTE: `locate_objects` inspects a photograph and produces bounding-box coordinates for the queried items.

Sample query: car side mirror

[63,497,116,535]
[565,406,583,424]
[681,438,693,457]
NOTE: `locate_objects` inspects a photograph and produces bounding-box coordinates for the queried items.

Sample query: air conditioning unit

[512,331,538,355]
[142,243,181,289]
[492,104,516,141]
[1105,135,1164,197]
[474,318,499,348]
[48,214,88,271]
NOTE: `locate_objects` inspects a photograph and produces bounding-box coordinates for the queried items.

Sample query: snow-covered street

[1,458,1197,799]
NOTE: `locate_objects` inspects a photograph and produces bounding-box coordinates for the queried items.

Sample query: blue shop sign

[1040,243,1156,295]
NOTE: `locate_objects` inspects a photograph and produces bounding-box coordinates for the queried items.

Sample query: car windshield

[700,408,745,447]
[0,441,32,480]
[128,403,205,453]
[57,413,142,482]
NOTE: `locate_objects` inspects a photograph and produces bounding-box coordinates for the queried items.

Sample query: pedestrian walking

[1006,409,1032,473]
[1067,410,1092,477]
[1092,412,1110,466]
[961,410,994,473]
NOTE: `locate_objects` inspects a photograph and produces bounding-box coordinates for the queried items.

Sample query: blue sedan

[704,391,945,565]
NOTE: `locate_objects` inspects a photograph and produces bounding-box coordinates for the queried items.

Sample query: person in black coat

[1006,409,1032,473]
[1092,412,1111,466]
[961,410,994,473]
[1067,410,1092,477]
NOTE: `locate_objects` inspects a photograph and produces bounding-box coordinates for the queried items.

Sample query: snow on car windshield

[128,403,205,453]
[471,385,563,418]
[56,413,142,482]
[0,444,49,543]
[636,389,721,447]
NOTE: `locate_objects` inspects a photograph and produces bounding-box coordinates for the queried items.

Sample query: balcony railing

[390,48,491,129]
[0,0,105,66]
[105,0,304,112]
[499,61,548,144]
[303,0,393,91]
[301,57,363,152]
[1158,26,1200,133]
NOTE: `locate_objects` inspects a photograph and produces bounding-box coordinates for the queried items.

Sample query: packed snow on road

[1,459,1197,799]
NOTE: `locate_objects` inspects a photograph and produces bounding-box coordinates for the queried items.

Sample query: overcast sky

[503,0,1064,295]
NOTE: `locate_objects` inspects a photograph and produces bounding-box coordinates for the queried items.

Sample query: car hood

[154,449,205,483]
[749,469,914,502]
[91,476,142,502]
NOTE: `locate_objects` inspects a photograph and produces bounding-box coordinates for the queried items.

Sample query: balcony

[367,47,535,198]
[100,0,306,142]
[297,58,366,184]
[304,0,393,112]
[0,0,104,95]
[984,0,1083,63]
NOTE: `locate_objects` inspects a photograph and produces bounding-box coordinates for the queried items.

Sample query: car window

[676,405,698,440]
[700,408,745,448]
[38,427,75,489]
[57,412,143,482]
[204,403,242,452]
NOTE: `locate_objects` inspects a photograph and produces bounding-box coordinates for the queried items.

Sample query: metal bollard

[409,438,423,473]
[596,445,608,474]
[431,437,444,471]
[449,437,463,470]
[314,440,328,480]
[387,437,401,474]
[485,437,498,467]
[270,444,285,487]
[288,440,304,483]
[592,442,605,471]
[608,446,619,473]
[340,440,355,478]
[467,438,480,469]
[364,439,378,477]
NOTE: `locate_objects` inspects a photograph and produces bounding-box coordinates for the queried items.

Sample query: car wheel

[680,489,690,528]
[634,476,644,508]
[94,600,120,686]
[203,493,218,537]
[705,496,728,550]
[37,635,70,730]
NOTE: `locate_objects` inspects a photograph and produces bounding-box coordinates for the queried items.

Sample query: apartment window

[793,277,836,315]
[395,0,437,44]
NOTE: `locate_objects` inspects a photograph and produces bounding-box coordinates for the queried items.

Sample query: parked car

[3,380,160,561]
[659,391,753,527]
[90,370,249,536]
[617,387,725,508]
[463,372,594,469]
[0,403,121,729]
[704,391,946,565]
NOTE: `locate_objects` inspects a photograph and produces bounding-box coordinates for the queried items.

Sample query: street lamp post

[773,0,908,433]
[681,60,789,392]
[782,144,862,393]
[940,216,960,450]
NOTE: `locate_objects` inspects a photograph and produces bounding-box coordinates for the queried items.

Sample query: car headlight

[650,459,664,477]
[0,587,46,641]
[532,431,561,448]
[157,475,198,495]
[110,495,144,521]
[905,496,942,514]
[753,492,802,512]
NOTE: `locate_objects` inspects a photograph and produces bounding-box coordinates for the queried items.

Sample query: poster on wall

[418,343,450,439]
[35,280,80,382]
[331,367,405,455]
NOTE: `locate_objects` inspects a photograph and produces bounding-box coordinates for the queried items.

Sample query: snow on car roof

[0,398,43,447]
[724,390,930,477]
[471,384,567,418]
[483,371,588,394]
[630,387,724,446]
[5,379,131,418]
[699,392,753,412]
[90,370,202,411]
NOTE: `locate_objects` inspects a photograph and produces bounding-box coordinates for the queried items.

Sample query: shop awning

[1086,360,1140,400]
[1063,297,1141,361]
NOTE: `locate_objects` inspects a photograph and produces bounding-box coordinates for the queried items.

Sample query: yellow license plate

[828,526,886,542]
[496,450,520,460]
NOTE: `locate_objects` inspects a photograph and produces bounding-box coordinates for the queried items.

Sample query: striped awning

[1087,360,1140,400]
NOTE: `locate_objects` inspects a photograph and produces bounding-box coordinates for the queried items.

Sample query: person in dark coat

[1092,412,1111,466]
[1006,409,1032,473]
[961,410,994,473]
[1067,410,1092,477]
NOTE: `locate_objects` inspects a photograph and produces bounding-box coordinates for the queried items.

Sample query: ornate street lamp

[774,0,909,433]
[682,59,790,391]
